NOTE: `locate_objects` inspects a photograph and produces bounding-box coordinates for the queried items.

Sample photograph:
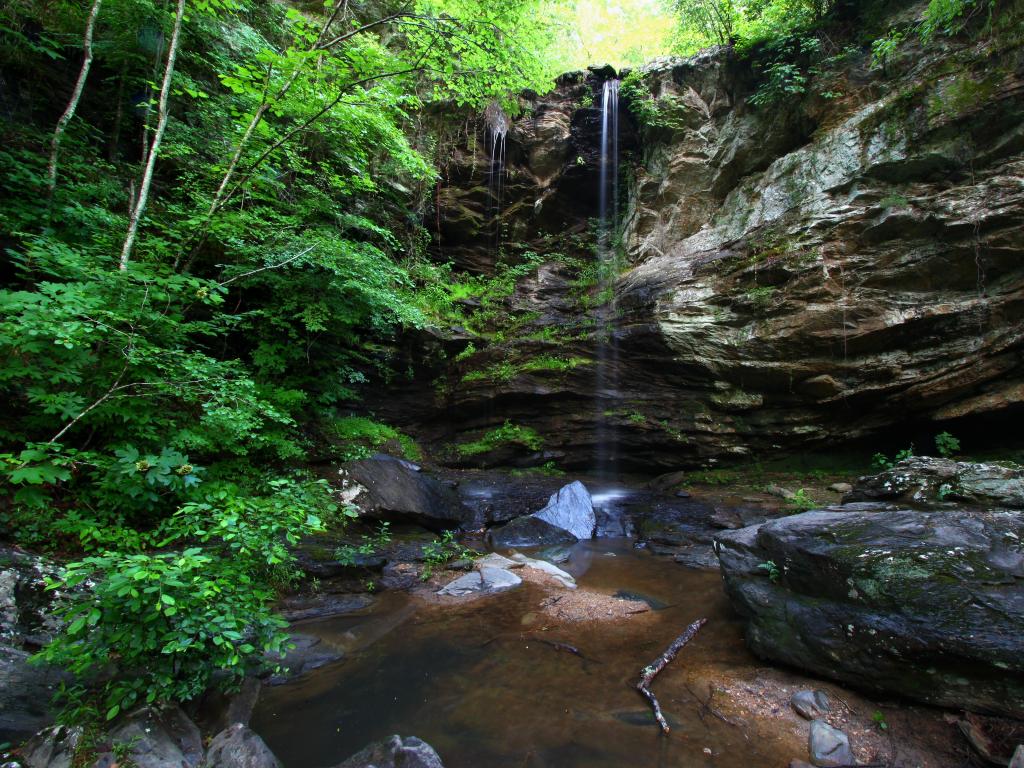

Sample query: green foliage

[420,530,477,580]
[686,468,739,485]
[330,417,422,462]
[335,521,392,566]
[758,559,781,582]
[34,477,337,719]
[786,488,817,512]
[0,0,569,721]
[871,710,889,730]
[456,420,543,456]
[871,29,906,70]
[872,444,915,470]
[934,431,960,458]
[921,0,994,40]
[461,355,590,383]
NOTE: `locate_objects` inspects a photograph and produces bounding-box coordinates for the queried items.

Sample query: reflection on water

[253,540,782,768]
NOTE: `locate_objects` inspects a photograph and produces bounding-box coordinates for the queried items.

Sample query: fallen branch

[636,617,707,734]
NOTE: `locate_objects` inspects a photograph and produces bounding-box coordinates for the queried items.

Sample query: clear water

[252,539,792,767]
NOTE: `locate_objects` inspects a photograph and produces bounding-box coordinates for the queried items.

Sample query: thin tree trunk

[119,0,185,271]
[46,0,103,208]
[173,0,354,269]
[108,63,127,162]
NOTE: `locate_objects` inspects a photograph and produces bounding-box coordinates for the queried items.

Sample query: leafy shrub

[786,488,818,512]
[420,530,477,581]
[35,478,337,720]
[934,431,960,458]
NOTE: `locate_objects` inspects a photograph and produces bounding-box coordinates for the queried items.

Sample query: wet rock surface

[0,547,69,744]
[437,566,523,597]
[716,507,1024,718]
[333,735,445,768]
[366,12,1024,469]
[340,457,476,528]
[846,456,1024,507]
[204,724,282,768]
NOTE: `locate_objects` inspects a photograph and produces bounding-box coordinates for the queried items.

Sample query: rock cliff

[377,1,1024,470]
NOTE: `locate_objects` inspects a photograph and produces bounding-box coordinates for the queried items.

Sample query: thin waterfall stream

[484,101,509,255]
[595,78,620,479]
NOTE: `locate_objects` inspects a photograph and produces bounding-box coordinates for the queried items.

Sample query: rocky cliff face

[380,3,1024,471]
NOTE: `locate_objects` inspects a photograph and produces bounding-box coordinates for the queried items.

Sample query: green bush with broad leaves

[35,477,338,720]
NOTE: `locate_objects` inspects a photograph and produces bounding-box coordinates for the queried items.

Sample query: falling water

[484,101,509,255]
[595,79,620,479]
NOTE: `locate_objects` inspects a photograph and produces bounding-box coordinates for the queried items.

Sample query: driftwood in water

[636,617,707,734]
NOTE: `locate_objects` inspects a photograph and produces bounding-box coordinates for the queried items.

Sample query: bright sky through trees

[547,0,680,69]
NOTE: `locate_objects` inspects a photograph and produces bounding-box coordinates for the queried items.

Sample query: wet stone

[437,567,522,597]
[334,735,445,768]
[205,724,282,768]
[791,690,830,720]
[809,720,854,767]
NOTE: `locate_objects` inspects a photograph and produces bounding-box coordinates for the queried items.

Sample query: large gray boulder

[204,724,282,768]
[339,457,476,528]
[334,734,445,768]
[487,481,595,548]
[715,508,1024,718]
[845,457,1024,508]
[533,481,595,540]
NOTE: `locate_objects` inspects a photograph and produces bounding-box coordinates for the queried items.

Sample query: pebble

[791,690,831,720]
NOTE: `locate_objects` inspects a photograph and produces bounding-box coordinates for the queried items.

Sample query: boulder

[1010,745,1024,768]
[845,457,1024,508]
[0,646,67,744]
[106,706,204,768]
[334,735,445,768]
[19,725,82,768]
[533,481,595,540]
[268,634,343,684]
[204,724,281,768]
[339,458,476,528]
[715,508,1024,718]
[486,515,577,549]
[437,567,522,597]
[808,720,854,767]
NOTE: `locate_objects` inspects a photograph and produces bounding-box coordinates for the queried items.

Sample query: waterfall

[484,101,509,254]
[595,79,620,479]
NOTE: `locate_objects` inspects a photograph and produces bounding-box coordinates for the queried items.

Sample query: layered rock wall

[379,2,1024,470]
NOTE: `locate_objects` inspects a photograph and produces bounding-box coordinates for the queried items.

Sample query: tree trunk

[119,0,185,271]
[46,0,103,209]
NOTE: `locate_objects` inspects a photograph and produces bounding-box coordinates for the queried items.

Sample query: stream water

[252,538,797,768]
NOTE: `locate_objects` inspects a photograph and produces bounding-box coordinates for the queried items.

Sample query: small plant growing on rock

[421,531,477,581]
[871,710,888,730]
[786,488,817,512]
[335,521,391,566]
[758,560,781,583]
[934,431,960,458]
